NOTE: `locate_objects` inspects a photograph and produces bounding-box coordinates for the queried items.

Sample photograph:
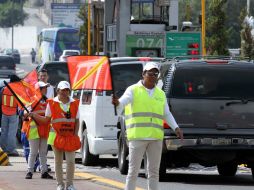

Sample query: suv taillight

[163,120,170,129]
[138,57,152,61]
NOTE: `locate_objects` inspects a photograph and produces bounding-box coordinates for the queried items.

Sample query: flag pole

[109,61,117,116]
[4,81,30,113]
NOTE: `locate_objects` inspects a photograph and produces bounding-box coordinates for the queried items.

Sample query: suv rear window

[38,62,69,87]
[172,66,254,99]
[111,63,143,97]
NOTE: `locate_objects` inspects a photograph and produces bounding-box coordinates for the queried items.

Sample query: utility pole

[247,0,250,14]
[87,0,91,55]
[11,0,14,52]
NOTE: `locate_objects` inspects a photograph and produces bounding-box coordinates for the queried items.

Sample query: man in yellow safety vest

[112,62,183,190]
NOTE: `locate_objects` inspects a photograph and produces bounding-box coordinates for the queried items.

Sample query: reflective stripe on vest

[28,121,40,140]
[1,88,18,115]
[125,85,165,140]
[51,118,76,124]
[3,95,14,106]
[47,126,56,145]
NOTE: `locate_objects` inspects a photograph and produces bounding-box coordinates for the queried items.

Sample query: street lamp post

[247,0,250,14]
[11,0,14,52]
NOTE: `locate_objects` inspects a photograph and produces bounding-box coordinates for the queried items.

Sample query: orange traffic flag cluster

[8,70,42,109]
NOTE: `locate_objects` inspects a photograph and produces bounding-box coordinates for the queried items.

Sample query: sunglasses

[146,71,159,77]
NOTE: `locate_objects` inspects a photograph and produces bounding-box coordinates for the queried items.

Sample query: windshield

[57,31,79,43]
[111,63,143,97]
[172,66,254,99]
[65,51,79,56]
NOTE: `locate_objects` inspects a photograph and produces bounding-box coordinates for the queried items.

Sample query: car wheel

[251,167,254,179]
[217,163,237,176]
[118,132,128,175]
[159,154,167,182]
[81,129,98,166]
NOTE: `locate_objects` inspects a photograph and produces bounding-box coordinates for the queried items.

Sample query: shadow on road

[75,158,118,168]
[139,172,254,186]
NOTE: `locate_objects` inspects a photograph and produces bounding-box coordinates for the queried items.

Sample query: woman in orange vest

[0,75,20,156]
[27,81,80,190]
[23,81,53,180]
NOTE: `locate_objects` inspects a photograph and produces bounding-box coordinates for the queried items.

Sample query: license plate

[212,138,231,145]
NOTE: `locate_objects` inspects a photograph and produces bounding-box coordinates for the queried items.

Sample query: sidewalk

[0,148,119,190]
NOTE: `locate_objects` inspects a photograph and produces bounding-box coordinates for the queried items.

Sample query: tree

[179,0,201,26]
[0,0,28,28]
[239,8,254,59]
[206,0,230,55]
[225,0,245,48]
[78,4,88,55]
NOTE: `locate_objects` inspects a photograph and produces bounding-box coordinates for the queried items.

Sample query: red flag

[67,56,112,90]
[8,70,42,108]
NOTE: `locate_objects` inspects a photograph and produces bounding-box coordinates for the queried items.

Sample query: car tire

[159,154,167,182]
[217,163,237,176]
[81,129,99,166]
[118,132,129,175]
[251,167,254,179]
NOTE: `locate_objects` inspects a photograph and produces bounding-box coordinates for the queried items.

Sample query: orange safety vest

[48,99,81,152]
[22,100,50,139]
[1,87,18,116]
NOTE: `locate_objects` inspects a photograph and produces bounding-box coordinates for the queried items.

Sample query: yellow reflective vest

[125,84,166,140]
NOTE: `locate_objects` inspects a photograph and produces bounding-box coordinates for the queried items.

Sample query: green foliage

[0,0,28,27]
[206,0,230,55]
[239,8,254,59]
[185,0,191,21]
[179,0,201,26]
[78,4,94,55]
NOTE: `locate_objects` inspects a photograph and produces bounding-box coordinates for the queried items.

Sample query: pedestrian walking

[0,75,21,156]
[38,68,54,172]
[27,81,80,190]
[30,48,36,63]
[112,62,183,190]
[38,69,55,99]
[23,81,53,180]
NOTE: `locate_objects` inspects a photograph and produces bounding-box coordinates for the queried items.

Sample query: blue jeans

[0,114,18,153]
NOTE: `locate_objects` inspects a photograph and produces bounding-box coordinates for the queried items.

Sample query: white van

[73,57,165,166]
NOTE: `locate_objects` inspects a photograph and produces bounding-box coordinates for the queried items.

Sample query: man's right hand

[111,94,119,106]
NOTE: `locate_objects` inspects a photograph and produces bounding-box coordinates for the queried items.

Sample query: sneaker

[25,172,33,179]
[41,172,53,179]
[57,185,65,190]
[66,185,76,190]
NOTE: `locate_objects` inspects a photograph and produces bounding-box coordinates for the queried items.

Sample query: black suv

[117,57,254,180]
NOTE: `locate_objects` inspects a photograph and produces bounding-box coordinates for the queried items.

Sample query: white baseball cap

[57,81,70,90]
[143,62,160,72]
[37,81,48,88]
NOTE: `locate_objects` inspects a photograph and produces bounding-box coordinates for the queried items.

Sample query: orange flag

[67,56,112,90]
[8,70,42,109]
